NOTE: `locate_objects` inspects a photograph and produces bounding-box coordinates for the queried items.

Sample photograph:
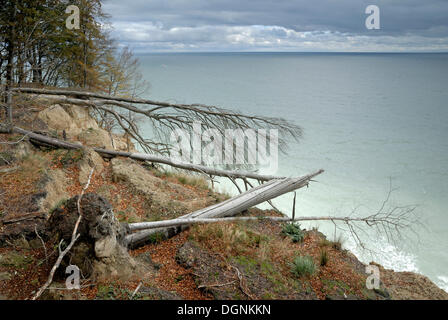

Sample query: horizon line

[134,51,448,55]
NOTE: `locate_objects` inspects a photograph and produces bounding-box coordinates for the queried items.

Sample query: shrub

[282,222,305,243]
[291,255,316,277]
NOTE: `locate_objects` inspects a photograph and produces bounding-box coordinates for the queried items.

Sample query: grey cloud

[102,0,448,52]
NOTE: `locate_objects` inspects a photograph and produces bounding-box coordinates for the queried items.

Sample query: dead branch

[232,265,254,300]
[32,167,94,300]
[0,213,42,224]
[1,125,291,182]
[127,209,417,232]
[130,281,143,300]
[197,280,237,289]
[0,133,28,145]
[35,225,48,267]
[11,87,302,160]
[0,166,18,174]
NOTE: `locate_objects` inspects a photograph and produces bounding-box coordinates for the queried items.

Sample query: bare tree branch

[11,88,302,160]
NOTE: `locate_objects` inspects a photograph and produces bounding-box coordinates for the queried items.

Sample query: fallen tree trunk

[96,148,287,181]
[127,215,363,231]
[125,169,324,246]
[0,125,288,182]
[2,126,83,149]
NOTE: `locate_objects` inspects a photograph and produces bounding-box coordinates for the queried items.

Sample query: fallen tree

[0,125,289,182]
[10,87,302,157]
[125,170,324,246]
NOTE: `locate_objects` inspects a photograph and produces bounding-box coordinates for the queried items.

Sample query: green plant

[233,255,258,274]
[175,275,184,283]
[146,232,166,244]
[96,285,116,300]
[291,255,316,277]
[282,222,305,243]
[51,149,84,167]
[319,248,328,266]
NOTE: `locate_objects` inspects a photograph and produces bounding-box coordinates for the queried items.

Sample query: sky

[102,0,448,53]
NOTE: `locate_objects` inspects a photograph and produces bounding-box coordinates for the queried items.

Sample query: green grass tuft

[319,248,329,266]
[291,255,316,278]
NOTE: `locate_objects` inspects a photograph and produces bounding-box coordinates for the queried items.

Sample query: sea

[137,52,448,292]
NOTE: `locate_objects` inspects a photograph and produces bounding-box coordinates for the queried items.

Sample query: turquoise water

[138,52,448,291]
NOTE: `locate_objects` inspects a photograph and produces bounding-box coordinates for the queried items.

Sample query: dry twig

[32,167,94,300]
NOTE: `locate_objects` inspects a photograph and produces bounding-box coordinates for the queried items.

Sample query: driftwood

[125,170,324,246]
[0,125,290,182]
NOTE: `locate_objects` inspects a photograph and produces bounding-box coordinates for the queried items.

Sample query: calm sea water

[138,52,448,291]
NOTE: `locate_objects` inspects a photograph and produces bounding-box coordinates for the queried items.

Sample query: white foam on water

[346,236,420,273]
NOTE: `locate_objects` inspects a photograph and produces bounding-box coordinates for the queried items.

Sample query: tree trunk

[125,169,323,246]
[1,126,297,182]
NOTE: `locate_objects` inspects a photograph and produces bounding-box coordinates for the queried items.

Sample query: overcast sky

[102,0,448,53]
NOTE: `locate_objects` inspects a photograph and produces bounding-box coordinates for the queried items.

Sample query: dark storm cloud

[102,0,448,52]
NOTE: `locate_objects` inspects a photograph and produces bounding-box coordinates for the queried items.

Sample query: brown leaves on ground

[131,231,211,300]
[1,142,369,301]
[188,220,368,300]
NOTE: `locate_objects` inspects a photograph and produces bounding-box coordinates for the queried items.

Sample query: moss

[96,284,116,300]
[232,255,258,274]
[322,279,351,294]
[0,152,15,165]
[262,291,276,299]
[260,260,275,275]
[51,149,84,167]
[0,251,34,269]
